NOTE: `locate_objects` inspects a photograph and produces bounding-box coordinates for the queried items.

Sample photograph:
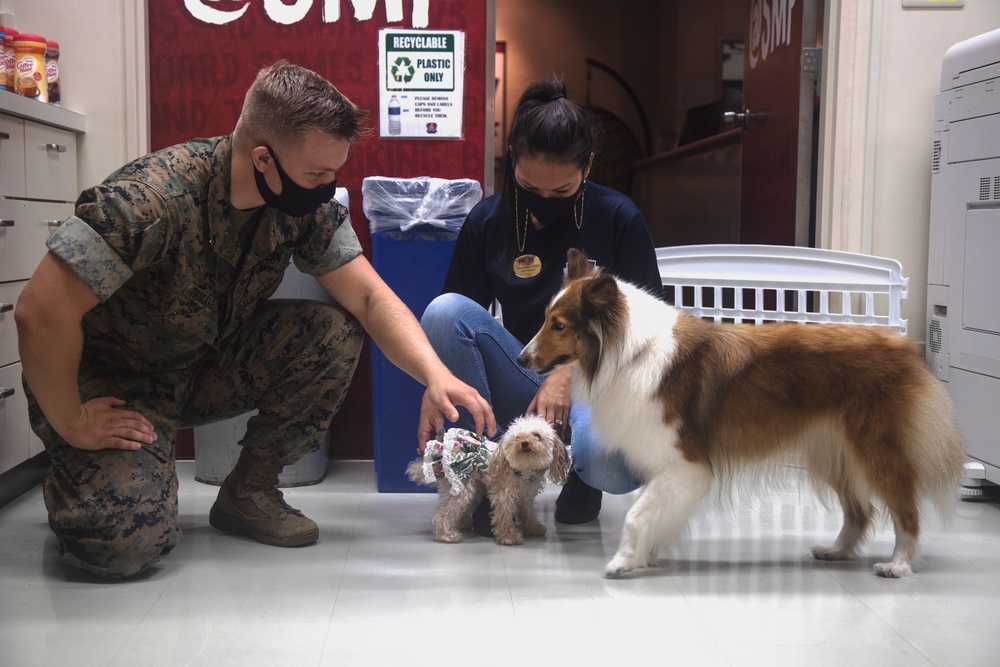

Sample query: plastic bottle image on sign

[388,95,401,135]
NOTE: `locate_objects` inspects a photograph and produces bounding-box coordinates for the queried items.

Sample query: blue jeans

[421,293,642,494]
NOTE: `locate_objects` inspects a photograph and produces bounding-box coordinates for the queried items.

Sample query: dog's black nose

[520,440,530,451]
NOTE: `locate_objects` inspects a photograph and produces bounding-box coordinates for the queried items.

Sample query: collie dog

[517,249,965,578]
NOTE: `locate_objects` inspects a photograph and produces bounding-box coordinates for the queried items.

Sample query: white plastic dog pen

[655,244,909,334]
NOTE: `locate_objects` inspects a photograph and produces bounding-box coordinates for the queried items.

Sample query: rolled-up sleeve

[46,216,135,302]
[47,180,172,303]
[293,201,363,276]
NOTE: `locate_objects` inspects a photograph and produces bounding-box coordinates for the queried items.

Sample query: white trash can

[193,411,330,487]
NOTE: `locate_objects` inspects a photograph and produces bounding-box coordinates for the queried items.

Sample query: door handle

[0,303,13,314]
[0,387,14,400]
[724,109,752,130]
[0,220,14,227]
[46,220,64,227]
[0,131,9,140]
[45,143,67,153]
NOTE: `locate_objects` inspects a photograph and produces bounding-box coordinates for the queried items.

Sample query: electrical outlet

[802,48,822,74]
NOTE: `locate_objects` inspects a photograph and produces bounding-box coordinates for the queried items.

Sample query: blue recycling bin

[362,177,482,492]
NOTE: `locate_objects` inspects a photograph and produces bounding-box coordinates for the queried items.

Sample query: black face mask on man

[514,181,583,228]
[254,145,336,217]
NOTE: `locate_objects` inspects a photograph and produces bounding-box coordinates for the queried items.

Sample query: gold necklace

[514,185,585,252]
[574,188,585,230]
[515,188,529,252]
[512,189,542,278]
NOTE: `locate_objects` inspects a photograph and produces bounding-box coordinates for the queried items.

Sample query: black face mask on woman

[254,145,337,217]
[515,181,583,227]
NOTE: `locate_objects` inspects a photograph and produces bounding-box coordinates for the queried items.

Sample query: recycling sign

[379,29,465,139]
[391,57,415,84]
[383,31,457,92]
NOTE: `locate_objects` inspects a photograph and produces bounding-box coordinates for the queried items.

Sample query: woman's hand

[527,366,572,436]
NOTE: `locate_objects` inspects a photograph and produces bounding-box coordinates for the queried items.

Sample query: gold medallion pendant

[513,254,542,278]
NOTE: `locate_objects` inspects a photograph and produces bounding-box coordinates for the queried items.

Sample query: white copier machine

[927,28,1000,492]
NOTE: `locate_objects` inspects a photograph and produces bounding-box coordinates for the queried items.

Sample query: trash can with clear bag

[362,176,483,492]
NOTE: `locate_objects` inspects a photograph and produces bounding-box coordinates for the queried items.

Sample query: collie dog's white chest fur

[574,284,689,477]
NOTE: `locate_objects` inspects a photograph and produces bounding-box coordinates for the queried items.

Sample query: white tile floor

[2,460,1000,667]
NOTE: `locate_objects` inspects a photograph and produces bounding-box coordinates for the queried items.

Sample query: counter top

[0,92,85,133]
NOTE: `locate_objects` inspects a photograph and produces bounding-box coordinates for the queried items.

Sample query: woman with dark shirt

[421,78,664,533]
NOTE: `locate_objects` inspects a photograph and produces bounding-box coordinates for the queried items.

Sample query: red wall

[149,0,487,457]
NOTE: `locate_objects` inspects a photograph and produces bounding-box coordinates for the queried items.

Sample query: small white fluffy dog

[407,415,570,545]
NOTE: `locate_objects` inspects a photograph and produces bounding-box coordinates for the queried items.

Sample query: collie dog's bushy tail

[908,379,967,519]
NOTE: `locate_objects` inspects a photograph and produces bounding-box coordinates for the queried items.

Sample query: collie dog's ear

[580,272,620,319]
[548,436,570,485]
[566,248,596,280]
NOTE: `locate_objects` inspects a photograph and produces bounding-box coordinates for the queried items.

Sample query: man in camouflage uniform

[15,61,495,579]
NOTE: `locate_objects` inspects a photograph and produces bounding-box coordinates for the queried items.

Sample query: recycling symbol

[391,56,416,84]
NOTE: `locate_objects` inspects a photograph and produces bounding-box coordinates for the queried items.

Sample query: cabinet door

[0,199,73,283]
[0,114,26,198]
[24,122,78,202]
[0,281,23,367]
[0,362,30,475]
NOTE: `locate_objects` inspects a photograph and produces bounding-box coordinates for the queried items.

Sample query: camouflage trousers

[26,300,363,579]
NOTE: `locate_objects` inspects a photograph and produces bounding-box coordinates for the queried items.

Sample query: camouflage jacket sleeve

[291,199,363,276]
[47,180,173,303]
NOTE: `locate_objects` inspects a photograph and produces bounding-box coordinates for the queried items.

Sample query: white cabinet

[0,114,27,195]
[0,199,72,283]
[23,122,78,201]
[0,362,30,475]
[0,281,21,368]
[0,97,83,475]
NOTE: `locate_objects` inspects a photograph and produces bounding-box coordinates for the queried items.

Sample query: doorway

[495,0,826,249]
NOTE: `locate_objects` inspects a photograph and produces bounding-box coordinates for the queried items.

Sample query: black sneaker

[471,496,494,538]
[555,469,602,524]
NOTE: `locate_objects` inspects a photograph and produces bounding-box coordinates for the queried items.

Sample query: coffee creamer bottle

[45,40,60,106]
[0,26,6,91]
[13,33,48,103]
[2,27,17,94]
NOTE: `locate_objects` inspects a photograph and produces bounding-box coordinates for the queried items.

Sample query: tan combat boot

[209,448,319,547]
